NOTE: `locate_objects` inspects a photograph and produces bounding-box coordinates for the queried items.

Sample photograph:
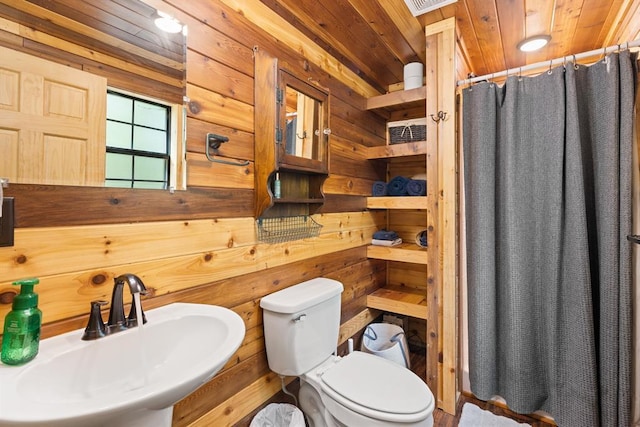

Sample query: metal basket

[256,215,322,244]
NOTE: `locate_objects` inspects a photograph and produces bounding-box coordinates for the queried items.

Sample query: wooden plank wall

[0,0,392,425]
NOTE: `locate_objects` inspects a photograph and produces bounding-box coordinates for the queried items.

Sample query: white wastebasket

[361,322,411,369]
[250,403,305,427]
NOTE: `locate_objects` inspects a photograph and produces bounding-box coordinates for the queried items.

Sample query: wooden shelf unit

[362,18,458,414]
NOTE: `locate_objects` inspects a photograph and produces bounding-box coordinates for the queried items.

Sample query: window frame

[105,87,186,191]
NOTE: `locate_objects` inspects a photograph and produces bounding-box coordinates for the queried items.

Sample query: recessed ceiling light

[517,35,551,52]
[155,11,183,34]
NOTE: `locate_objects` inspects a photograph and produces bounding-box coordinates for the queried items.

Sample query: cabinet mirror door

[278,70,329,173]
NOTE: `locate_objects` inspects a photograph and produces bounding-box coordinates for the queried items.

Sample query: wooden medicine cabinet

[254,47,329,220]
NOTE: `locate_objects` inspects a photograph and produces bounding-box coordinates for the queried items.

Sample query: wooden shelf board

[366,196,428,209]
[366,243,428,264]
[366,140,427,159]
[366,285,428,319]
[365,86,426,110]
[273,198,324,204]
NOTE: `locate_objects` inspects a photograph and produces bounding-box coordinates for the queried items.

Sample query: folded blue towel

[387,176,409,196]
[406,179,426,196]
[372,181,387,196]
[418,230,427,247]
[373,230,399,240]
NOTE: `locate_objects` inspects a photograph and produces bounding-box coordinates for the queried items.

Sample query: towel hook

[430,110,448,123]
[205,133,250,166]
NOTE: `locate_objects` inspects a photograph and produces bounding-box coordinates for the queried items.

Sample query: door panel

[0,46,106,186]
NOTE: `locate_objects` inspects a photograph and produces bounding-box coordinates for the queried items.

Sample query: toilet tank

[260,278,344,376]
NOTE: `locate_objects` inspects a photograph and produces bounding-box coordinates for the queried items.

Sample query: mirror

[278,70,329,173]
[0,0,187,189]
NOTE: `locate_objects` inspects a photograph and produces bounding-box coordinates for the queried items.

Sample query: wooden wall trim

[3,184,254,227]
[5,185,373,227]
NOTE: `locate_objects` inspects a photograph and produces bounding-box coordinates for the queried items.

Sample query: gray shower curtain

[463,51,637,426]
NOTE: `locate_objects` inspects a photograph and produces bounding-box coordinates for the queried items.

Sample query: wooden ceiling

[261,0,640,92]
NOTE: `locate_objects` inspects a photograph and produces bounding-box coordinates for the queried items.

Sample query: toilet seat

[318,351,434,423]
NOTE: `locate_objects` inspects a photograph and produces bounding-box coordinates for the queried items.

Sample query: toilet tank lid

[260,278,344,313]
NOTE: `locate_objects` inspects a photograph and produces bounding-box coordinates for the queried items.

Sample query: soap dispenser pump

[1,278,42,365]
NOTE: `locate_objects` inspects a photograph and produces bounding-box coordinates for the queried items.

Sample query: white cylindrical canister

[404,62,424,90]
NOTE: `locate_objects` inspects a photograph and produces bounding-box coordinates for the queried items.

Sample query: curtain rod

[457,39,640,86]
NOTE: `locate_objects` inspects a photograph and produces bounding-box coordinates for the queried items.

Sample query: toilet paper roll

[404,62,423,90]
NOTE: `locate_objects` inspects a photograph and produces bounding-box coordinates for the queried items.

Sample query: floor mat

[458,402,531,427]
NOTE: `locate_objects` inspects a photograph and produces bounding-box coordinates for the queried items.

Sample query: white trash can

[361,322,411,369]
[250,403,305,427]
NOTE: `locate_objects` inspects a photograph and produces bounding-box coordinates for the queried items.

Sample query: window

[105,91,171,189]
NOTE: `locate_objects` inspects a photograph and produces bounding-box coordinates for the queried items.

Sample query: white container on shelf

[403,62,423,90]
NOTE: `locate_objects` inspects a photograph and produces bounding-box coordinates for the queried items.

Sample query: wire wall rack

[256,215,322,244]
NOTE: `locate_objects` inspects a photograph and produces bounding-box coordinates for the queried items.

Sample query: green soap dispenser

[1,278,42,365]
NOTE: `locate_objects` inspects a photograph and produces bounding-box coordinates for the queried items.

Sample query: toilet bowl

[299,352,434,427]
[260,278,435,427]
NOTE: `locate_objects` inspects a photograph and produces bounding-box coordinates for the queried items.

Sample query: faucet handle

[82,300,108,341]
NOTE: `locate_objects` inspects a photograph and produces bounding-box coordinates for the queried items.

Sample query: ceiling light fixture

[154,11,183,34]
[517,35,551,52]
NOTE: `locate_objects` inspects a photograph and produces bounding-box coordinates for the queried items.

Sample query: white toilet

[260,278,435,427]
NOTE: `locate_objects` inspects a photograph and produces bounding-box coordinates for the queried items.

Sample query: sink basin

[0,303,245,427]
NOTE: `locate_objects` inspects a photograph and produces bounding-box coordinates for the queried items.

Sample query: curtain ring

[573,54,579,70]
[547,60,553,75]
[518,67,523,81]
[602,47,609,64]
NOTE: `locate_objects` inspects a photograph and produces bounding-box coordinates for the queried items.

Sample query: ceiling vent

[403,0,458,17]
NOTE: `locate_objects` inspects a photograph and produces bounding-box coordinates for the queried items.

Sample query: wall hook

[205,133,250,166]
[430,111,448,123]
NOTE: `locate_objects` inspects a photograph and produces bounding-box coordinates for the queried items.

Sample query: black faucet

[82,274,148,340]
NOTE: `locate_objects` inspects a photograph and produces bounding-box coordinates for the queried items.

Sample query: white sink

[0,303,245,427]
